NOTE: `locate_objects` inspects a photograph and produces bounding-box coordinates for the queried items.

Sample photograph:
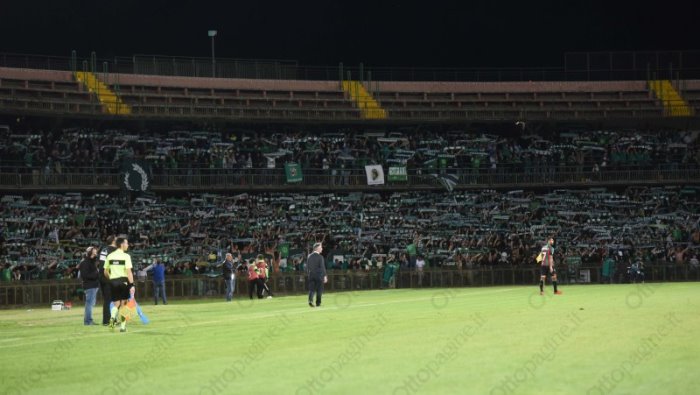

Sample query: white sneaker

[266,296,272,299]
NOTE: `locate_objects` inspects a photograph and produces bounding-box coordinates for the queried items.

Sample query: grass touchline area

[0,284,698,395]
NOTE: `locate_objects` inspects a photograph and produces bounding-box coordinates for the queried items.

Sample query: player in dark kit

[538,237,562,296]
[306,242,327,307]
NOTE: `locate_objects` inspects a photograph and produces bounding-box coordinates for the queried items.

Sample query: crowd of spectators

[2,125,699,177]
[2,186,699,282]
[2,124,699,283]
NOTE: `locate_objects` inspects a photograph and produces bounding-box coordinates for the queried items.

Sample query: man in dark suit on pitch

[306,242,327,307]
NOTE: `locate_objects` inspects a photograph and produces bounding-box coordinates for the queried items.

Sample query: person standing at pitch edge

[79,246,100,325]
[247,258,261,299]
[256,255,273,299]
[221,253,236,302]
[151,258,167,305]
[97,235,117,325]
[538,237,562,296]
[104,237,135,332]
[306,242,327,307]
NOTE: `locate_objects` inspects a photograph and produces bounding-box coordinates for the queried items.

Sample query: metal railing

[0,97,672,121]
[1,166,698,191]
[1,265,697,307]
[3,50,700,82]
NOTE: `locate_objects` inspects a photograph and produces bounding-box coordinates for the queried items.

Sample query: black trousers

[98,276,111,325]
[249,279,264,299]
[261,278,273,296]
[256,278,265,298]
[308,276,324,306]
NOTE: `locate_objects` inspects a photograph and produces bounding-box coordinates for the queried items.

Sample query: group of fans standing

[79,234,285,334]
[78,235,135,332]
[220,241,327,307]
[79,234,560,333]
[79,235,323,333]
[221,252,274,301]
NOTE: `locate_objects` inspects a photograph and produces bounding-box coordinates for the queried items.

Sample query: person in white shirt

[415,255,425,285]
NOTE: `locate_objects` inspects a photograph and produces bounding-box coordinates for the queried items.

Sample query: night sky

[1,0,697,68]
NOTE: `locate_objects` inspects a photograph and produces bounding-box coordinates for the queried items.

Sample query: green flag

[278,243,290,258]
[285,163,303,183]
[406,243,417,256]
[388,166,408,182]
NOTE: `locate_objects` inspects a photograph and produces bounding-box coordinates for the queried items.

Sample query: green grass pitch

[1,283,698,395]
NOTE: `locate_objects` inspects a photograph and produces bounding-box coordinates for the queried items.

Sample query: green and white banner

[278,243,290,258]
[388,166,407,182]
[284,163,303,183]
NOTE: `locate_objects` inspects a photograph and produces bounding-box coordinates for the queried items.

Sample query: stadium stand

[372,80,664,120]
[2,66,696,121]
[0,123,698,267]
[74,71,131,115]
[0,53,699,302]
[0,67,100,115]
[112,73,360,120]
[681,80,700,115]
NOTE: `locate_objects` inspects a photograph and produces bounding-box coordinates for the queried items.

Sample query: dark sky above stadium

[2,0,697,68]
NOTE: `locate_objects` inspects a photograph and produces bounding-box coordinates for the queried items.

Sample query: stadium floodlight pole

[208,30,217,78]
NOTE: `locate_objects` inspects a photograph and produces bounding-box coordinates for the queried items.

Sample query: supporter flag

[110,297,149,324]
[365,165,385,185]
[122,161,150,192]
[278,243,290,258]
[129,297,150,324]
[388,166,408,182]
[406,243,417,256]
[284,163,303,183]
[430,173,459,192]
